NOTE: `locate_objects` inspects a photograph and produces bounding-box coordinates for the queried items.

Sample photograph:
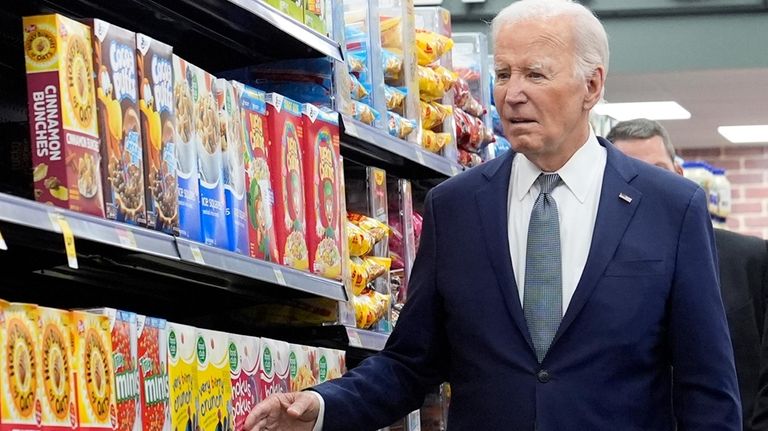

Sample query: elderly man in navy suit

[245,1,741,430]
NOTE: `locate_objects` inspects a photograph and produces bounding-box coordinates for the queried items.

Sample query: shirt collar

[514,127,600,204]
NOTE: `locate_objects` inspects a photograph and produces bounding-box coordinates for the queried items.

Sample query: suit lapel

[475,151,535,352]
[552,140,642,346]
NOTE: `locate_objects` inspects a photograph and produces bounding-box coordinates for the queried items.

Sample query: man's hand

[244,392,320,431]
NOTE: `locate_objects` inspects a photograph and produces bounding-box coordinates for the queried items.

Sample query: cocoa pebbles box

[265,93,308,271]
[301,104,342,280]
[172,55,202,241]
[92,20,147,226]
[137,34,178,234]
[23,14,105,217]
[238,85,279,263]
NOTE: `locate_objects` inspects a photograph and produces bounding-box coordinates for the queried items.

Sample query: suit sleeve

[312,190,449,431]
[750,240,768,431]
[670,187,742,430]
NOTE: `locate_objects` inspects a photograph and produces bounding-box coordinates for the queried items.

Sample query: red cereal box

[228,334,260,431]
[24,15,105,217]
[256,338,289,401]
[301,104,342,280]
[237,85,279,263]
[265,93,308,271]
[136,315,169,431]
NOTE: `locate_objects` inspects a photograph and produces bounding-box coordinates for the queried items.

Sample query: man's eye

[528,72,545,79]
[495,72,510,81]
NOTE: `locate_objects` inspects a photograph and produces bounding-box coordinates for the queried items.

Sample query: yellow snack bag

[422,130,452,153]
[433,65,458,92]
[347,213,390,244]
[347,221,374,257]
[415,30,454,66]
[380,16,403,49]
[418,66,444,101]
[421,101,452,130]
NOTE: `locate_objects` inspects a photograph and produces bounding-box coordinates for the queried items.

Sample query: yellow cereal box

[0,303,40,431]
[288,344,317,392]
[167,322,196,431]
[195,329,232,431]
[23,14,105,217]
[38,307,78,431]
[71,310,118,431]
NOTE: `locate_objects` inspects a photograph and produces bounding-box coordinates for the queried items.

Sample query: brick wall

[678,146,768,239]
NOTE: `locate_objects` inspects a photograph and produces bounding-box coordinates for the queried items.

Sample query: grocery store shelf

[8,0,341,72]
[340,116,464,181]
[176,238,347,302]
[345,326,389,351]
[259,325,389,353]
[0,193,179,260]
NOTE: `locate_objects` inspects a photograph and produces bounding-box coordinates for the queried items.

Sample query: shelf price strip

[47,212,78,269]
[116,228,138,250]
[189,245,205,265]
[273,268,287,286]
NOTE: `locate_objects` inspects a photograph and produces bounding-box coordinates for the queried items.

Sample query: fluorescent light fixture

[593,101,691,121]
[717,125,768,143]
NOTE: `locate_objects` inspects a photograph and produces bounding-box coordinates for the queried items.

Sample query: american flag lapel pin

[619,193,632,203]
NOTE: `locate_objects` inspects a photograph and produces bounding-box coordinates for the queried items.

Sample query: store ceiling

[603,68,768,149]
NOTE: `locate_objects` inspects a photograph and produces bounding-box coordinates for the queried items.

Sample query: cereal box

[0,303,40,431]
[137,34,178,234]
[167,323,197,431]
[265,0,304,23]
[288,344,317,392]
[238,85,279,263]
[256,338,289,401]
[228,335,259,431]
[37,307,79,431]
[71,310,118,431]
[136,315,170,431]
[23,15,105,217]
[303,0,326,35]
[265,93,308,270]
[171,55,201,241]
[195,329,233,431]
[87,309,139,431]
[91,20,146,226]
[194,67,227,248]
[316,348,346,384]
[301,104,342,280]
[215,79,248,254]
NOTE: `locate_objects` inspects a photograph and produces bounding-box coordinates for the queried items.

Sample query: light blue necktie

[524,173,563,363]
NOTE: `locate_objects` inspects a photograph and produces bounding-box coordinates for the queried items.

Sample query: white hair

[491,0,609,80]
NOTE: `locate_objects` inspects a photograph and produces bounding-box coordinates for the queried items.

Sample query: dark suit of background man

[608,118,768,431]
[244,1,742,430]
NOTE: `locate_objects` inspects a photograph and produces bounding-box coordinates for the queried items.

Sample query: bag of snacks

[414,30,454,66]
[384,86,407,111]
[432,65,458,93]
[422,130,452,153]
[418,66,445,101]
[386,111,416,139]
[347,212,390,243]
[351,101,379,125]
[382,49,403,81]
[349,256,392,295]
[421,101,452,130]
[347,220,375,257]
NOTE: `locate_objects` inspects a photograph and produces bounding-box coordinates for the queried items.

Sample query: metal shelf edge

[345,326,389,351]
[226,0,343,61]
[175,238,347,301]
[0,193,179,260]
[340,115,463,178]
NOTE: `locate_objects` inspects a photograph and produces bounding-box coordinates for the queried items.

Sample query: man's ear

[674,162,684,176]
[584,66,605,111]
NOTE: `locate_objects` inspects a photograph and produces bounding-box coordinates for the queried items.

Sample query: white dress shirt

[508,129,606,314]
[311,391,325,430]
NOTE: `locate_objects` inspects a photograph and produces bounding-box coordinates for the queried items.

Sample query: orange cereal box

[316,348,346,384]
[71,310,118,431]
[23,15,105,217]
[38,307,78,431]
[265,93,308,270]
[167,323,197,431]
[91,20,146,226]
[136,316,169,431]
[301,104,342,280]
[87,309,139,431]
[0,303,40,431]
[195,329,232,431]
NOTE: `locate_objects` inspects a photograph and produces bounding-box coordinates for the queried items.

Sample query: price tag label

[0,228,7,251]
[116,228,138,250]
[347,329,363,348]
[273,268,287,286]
[190,245,205,265]
[415,151,426,165]
[55,213,79,269]
[451,165,461,176]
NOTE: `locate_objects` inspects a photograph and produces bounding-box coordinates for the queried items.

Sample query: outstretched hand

[244,392,320,431]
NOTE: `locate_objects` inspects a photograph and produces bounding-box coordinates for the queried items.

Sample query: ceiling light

[717,125,768,144]
[593,101,691,121]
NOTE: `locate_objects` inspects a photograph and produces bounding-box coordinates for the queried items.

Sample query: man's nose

[504,79,527,105]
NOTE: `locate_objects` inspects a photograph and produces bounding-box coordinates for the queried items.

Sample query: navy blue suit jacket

[314,138,741,430]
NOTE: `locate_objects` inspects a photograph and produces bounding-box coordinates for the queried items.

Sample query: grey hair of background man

[606,118,677,163]
[491,0,610,82]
